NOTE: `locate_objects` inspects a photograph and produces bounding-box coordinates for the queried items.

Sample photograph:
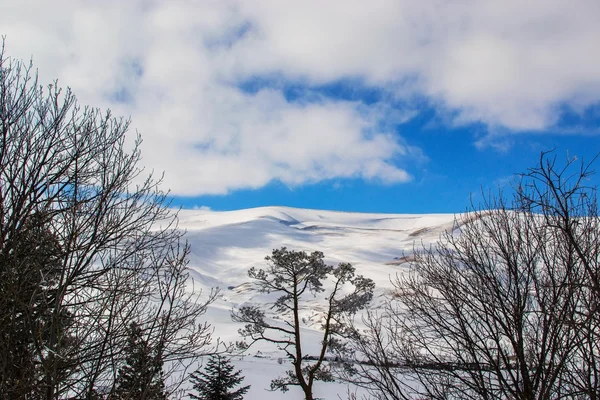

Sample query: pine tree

[231,248,374,399]
[189,355,250,400]
[110,322,166,400]
[0,211,76,398]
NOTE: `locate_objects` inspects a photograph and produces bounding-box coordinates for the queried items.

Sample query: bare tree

[231,247,374,400]
[342,152,599,400]
[0,42,216,399]
[517,152,600,398]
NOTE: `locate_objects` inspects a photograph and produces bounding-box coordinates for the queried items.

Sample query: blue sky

[2,1,600,214]
[173,103,600,213]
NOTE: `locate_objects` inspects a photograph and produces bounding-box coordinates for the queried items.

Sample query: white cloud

[192,205,212,211]
[1,0,599,194]
[231,0,600,130]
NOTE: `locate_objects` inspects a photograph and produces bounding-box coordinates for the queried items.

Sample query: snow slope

[178,206,458,399]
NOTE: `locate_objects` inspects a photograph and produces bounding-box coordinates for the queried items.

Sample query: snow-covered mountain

[178,206,458,399]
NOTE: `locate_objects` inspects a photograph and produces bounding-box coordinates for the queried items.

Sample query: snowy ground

[177,206,458,399]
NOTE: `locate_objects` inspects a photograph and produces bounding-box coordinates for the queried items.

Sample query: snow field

[179,206,456,399]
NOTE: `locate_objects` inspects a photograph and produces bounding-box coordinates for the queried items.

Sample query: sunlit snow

[178,206,457,399]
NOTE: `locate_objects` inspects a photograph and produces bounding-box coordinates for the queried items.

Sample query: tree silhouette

[189,355,250,400]
[0,40,216,398]
[110,322,166,400]
[342,152,600,399]
[0,211,77,399]
[232,248,374,400]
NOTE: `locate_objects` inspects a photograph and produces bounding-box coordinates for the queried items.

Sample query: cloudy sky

[2,0,600,213]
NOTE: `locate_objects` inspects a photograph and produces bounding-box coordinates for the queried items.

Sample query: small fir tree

[189,355,250,400]
[110,322,166,400]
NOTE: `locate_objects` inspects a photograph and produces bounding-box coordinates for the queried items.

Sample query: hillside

[178,206,458,399]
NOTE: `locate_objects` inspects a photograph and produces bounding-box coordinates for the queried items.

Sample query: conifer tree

[189,355,250,400]
[231,248,375,400]
[110,322,166,400]
[0,211,77,398]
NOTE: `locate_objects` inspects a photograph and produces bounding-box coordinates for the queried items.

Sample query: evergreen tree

[231,248,374,399]
[110,322,166,400]
[189,355,250,400]
[0,211,77,398]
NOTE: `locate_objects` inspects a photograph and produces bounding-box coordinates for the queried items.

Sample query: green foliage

[189,355,250,400]
[109,322,166,400]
